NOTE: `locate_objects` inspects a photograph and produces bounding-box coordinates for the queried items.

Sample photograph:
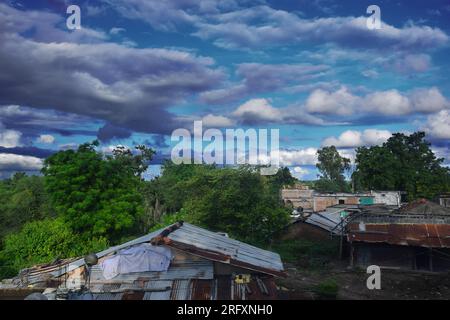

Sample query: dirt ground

[276,261,450,300]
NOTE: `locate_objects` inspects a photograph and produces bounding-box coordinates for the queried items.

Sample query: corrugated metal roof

[348,222,450,248]
[63,222,284,277]
[143,280,172,300]
[93,292,123,300]
[170,279,191,300]
[165,223,284,276]
[89,260,213,285]
[305,208,347,234]
[31,222,284,281]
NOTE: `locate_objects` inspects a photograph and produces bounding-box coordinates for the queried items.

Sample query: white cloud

[322,129,392,148]
[201,114,235,127]
[361,69,379,79]
[422,110,450,140]
[229,98,329,126]
[410,87,449,113]
[305,86,358,115]
[0,126,22,148]
[364,90,411,115]
[110,27,126,35]
[233,98,282,122]
[305,86,449,116]
[279,148,318,166]
[390,54,431,74]
[290,166,310,180]
[37,134,55,144]
[0,153,43,171]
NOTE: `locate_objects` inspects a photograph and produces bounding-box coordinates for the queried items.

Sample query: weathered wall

[371,191,401,206]
[313,196,360,212]
[281,189,314,210]
[352,243,415,270]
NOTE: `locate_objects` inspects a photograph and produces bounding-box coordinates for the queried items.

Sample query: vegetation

[42,141,154,242]
[0,173,53,240]
[315,146,351,192]
[145,162,291,245]
[0,218,107,278]
[353,132,450,200]
[0,131,448,279]
[313,278,339,299]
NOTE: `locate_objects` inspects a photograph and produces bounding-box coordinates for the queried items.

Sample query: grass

[312,278,339,299]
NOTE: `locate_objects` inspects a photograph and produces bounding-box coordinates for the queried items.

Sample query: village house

[347,200,450,272]
[0,222,285,300]
[281,184,403,213]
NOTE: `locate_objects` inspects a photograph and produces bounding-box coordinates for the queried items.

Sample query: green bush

[0,218,108,279]
[313,279,339,299]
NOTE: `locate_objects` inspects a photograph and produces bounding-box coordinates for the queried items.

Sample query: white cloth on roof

[101,243,173,280]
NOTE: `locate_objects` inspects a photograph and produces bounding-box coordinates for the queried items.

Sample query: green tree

[353,132,450,199]
[316,146,351,192]
[154,163,290,245]
[42,141,154,242]
[0,173,53,240]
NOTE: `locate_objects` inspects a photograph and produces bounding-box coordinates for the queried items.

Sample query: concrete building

[281,187,403,212]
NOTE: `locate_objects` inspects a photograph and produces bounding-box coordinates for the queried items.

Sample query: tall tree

[42,141,155,242]
[315,146,351,192]
[353,132,450,200]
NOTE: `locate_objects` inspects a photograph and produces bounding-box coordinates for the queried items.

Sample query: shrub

[0,218,108,278]
[313,279,339,299]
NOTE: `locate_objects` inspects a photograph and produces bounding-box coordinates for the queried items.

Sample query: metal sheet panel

[93,292,123,300]
[167,223,284,275]
[170,280,191,300]
[348,222,450,248]
[305,208,346,234]
[143,280,172,300]
[46,222,284,280]
[89,259,214,284]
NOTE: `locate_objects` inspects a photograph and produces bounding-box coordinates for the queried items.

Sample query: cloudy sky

[0,0,449,179]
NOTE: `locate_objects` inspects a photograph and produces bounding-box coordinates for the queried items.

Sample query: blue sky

[0,0,449,180]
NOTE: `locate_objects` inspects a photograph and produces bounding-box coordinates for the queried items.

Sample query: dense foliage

[145,162,291,244]
[0,173,53,240]
[353,132,450,200]
[0,218,107,278]
[42,141,154,242]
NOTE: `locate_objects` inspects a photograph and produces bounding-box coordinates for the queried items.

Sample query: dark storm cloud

[200,63,329,104]
[97,123,132,142]
[0,105,98,139]
[0,146,56,158]
[0,4,225,136]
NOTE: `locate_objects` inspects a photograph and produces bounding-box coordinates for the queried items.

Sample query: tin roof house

[347,199,450,272]
[0,222,285,300]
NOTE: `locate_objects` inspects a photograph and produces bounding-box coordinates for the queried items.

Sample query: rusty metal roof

[57,222,285,278]
[347,222,450,248]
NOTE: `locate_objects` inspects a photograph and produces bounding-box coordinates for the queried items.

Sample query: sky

[0,0,449,180]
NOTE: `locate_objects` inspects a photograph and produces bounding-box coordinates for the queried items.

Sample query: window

[339,199,345,204]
